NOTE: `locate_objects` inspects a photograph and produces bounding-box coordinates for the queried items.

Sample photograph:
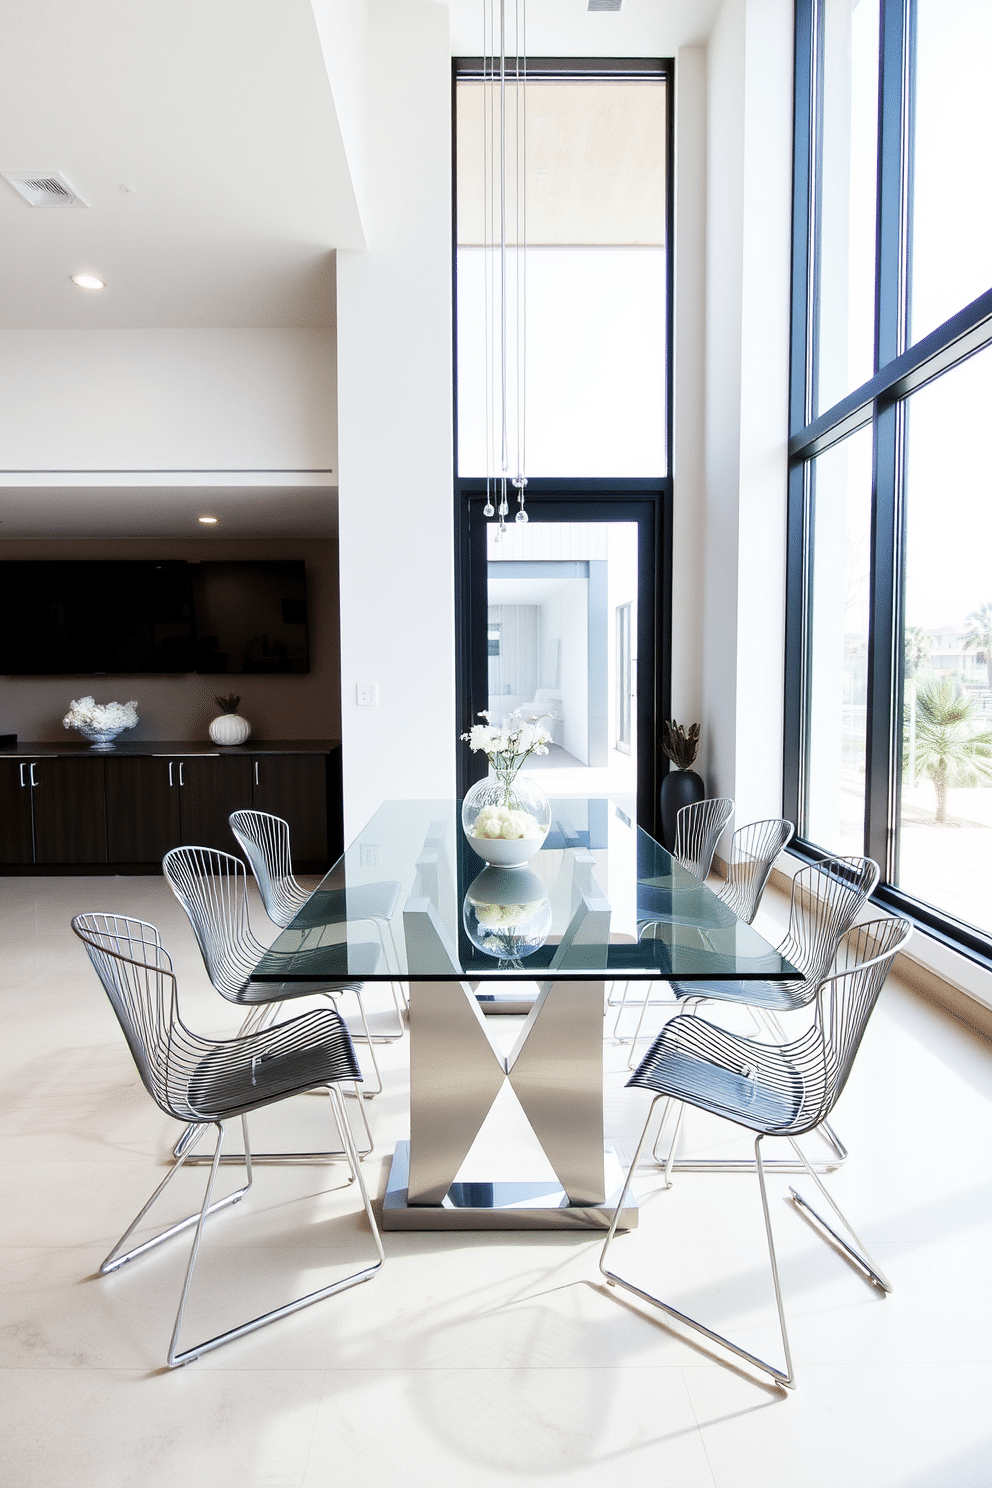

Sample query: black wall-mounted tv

[0,560,310,676]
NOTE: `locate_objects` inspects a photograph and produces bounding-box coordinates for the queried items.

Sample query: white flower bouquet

[461,710,552,798]
[63,696,138,748]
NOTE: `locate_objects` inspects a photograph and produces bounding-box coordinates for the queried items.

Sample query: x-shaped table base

[381,979,638,1231]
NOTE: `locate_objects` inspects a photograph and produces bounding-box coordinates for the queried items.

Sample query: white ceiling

[0,0,361,330]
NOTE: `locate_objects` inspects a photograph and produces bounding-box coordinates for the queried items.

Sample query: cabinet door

[32,757,107,864]
[251,754,328,867]
[105,756,181,863]
[178,756,253,852]
[0,759,35,864]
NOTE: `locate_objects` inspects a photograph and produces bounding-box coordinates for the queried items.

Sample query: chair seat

[237,940,382,1004]
[629,1018,807,1133]
[670,977,810,1011]
[187,1012,362,1119]
[287,881,403,929]
[637,883,738,933]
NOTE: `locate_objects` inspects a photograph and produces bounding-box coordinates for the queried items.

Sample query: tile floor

[3,875,991,1487]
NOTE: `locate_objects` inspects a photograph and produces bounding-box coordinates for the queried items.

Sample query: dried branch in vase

[661,718,700,770]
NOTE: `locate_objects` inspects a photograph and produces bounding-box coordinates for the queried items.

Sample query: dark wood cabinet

[0,755,106,865]
[0,759,34,864]
[32,757,107,864]
[0,742,338,873]
[251,753,327,867]
[105,757,180,863]
[178,755,253,852]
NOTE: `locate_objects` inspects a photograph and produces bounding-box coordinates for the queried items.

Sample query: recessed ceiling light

[198,515,218,525]
[71,273,105,290]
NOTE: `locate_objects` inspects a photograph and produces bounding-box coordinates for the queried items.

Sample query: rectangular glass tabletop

[251,797,798,984]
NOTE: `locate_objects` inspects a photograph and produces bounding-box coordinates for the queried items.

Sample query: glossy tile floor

[3,876,992,1487]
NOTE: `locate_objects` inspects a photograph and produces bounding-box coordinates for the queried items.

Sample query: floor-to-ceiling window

[786,0,992,956]
[453,57,672,829]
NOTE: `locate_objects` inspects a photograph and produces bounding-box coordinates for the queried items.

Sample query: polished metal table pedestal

[381,978,638,1232]
[382,1141,637,1230]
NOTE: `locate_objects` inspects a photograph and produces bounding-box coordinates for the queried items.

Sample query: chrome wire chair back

[71,912,383,1368]
[163,845,275,1004]
[717,817,795,924]
[672,796,734,881]
[162,845,382,1151]
[229,808,407,1035]
[601,915,913,1389]
[228,808,310,928]
[769,855,881,1005]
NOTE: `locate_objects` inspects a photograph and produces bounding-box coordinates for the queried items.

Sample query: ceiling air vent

[1,170,88,207]
[587,0,623,10]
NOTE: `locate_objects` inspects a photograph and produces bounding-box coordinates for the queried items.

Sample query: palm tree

[963,602,992,690]
[904,625,932,678]
[912,677,992,823]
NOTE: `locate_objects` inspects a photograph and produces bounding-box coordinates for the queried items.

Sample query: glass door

[457,493,666,830]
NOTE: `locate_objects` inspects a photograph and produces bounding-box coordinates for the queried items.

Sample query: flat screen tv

[0,559,310,676]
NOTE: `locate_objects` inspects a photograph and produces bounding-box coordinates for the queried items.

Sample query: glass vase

[462,770,552,867]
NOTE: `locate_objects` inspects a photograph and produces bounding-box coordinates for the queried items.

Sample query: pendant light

[481,0,528,539]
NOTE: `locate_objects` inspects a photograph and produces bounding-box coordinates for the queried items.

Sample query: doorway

[457,492,668,830]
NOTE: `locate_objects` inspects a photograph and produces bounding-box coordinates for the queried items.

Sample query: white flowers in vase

[461,710,552,788]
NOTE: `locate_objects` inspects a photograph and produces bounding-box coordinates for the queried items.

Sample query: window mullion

[863,0,909,877]
[875,0,910,366]
[864,399,902,874]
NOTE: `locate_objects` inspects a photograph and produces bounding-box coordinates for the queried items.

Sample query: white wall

[701,0,793,826]
[0,329,336,475]
[335,0,455,839]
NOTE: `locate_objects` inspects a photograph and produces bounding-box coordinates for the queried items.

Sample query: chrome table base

[391,976,638,1229]
[383,1140,638,1230]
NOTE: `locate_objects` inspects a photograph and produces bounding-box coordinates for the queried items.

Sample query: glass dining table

[251,797,798,1231]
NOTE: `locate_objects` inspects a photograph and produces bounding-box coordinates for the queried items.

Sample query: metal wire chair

[162,846,384,1161]
[646,855,881,1170]
[601,915,912,1390]
[670,854,881,1014]
[672,796,735,880]
[229,808,407,1035]
[613,817,794,1041]
[71,912,384,1369]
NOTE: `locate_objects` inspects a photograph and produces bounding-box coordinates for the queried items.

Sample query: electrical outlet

[360,843,380,867]
[356,682,379,706]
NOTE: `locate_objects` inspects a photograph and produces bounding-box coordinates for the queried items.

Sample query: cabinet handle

[29,762,38,787]
[254,761,260,787]
[168,761,174,788]
[179,762,184,787]
[19,762,26,788]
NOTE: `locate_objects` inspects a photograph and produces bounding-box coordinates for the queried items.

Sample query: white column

[335,0,456,839]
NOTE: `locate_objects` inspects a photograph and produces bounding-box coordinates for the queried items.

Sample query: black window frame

[786,0,992,964]
[451,55,675,835]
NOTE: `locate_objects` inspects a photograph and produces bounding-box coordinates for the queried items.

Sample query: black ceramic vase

[659,768,705,851]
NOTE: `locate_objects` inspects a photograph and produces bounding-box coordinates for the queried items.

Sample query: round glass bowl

[461,774,551,867]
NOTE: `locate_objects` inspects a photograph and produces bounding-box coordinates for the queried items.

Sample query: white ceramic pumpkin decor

[208,693,251,746]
